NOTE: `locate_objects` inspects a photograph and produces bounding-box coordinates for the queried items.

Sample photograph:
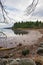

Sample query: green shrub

[22,49,30,56]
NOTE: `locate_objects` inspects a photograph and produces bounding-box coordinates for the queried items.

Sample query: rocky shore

[0,29,43,65]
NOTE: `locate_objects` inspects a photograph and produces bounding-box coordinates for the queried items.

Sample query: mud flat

[0,29,43,48]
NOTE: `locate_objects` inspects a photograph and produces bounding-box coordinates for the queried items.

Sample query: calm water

[0,29,28,37]
[0,29,28,48]
[0,29,16,37]
[0,29,42,48]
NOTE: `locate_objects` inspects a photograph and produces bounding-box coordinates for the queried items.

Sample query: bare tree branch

[24,0,39,16]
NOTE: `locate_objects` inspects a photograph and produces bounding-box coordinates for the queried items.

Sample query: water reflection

[0,29,42,48]
[0,29,28,48]
[0,29,16,37]
[13,29,28,35]
[0,29,28,37]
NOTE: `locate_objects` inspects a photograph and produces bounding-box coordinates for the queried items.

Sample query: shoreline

[0,29,43,64]
[0,29,42,48]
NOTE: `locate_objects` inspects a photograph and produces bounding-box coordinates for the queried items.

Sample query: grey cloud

[0,0,43,21]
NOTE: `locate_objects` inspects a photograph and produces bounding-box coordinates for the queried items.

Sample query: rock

[0,59,7,65]
[0,58,36,65]
[37,48,43,56]
[7,59,19,65]
[19,58,36,65]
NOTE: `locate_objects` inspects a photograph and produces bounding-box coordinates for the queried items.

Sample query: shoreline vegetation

[12,20,43,29]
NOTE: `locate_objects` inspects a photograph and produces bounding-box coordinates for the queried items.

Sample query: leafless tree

[24,0,39,16]
[0,0,8,23]
[0,0,39,22]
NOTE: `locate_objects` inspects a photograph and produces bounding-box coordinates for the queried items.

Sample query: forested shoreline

[12,20,43,29]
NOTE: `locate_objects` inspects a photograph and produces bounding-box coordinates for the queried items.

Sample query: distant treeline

[12,20,43,29]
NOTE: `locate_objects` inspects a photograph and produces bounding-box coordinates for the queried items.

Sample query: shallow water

[0,29,42,48]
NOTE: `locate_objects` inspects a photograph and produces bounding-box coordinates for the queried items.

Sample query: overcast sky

[0,0,43,28]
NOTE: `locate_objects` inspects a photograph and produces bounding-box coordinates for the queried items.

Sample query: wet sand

[0,29,43,48]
